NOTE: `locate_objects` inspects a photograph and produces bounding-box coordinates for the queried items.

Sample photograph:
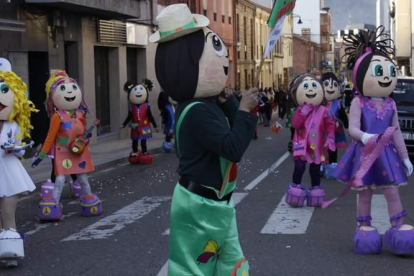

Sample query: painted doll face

[363,55,397,97]
[296,77,324,106]
[129,85,148,104]
[194,28,229,98]
[168,96,177,105]
[0,82,15,120]
[323,78,341,102]
[52,82,83,110]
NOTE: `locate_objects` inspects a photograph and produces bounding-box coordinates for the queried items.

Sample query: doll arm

[122,111,132,128]
[147,106,158,128]
[219,95,239,126]
[11,124,25,158]
[190,104,257,163]
[291,106,310,129]
[348,97,364,141]
[391,111,409,160]
[38,113,60,159]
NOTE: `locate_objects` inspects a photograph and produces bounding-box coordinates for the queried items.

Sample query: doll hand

[300,104,314,116]
[403,159,413,177]
[361,133,375,145]
[31,158,42,168]
[85,132,92,139]
[324,138,336,151]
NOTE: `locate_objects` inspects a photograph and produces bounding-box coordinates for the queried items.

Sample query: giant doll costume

[285,74,335,208]
[122,79,158,165]
[0,58,37,268]
[32,70,102,220]
[321,72,349,178]
[328,26,414,255]
[151,4,257,275]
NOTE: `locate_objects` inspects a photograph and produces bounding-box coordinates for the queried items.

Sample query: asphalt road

[2,124,414,276]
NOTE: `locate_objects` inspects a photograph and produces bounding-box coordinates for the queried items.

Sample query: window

[251,69,254,86]
[222,0,226,23]
[228,0,232,24]
[244,16,247,59]
[204,10,207,16]
[229,17,232,24]
[222,15,225,23]
[237,14,240,41]
[214,13,217,21]
[245,69,248,88]
[251,19,254,59]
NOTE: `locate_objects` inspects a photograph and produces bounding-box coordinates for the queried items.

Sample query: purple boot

[307,186,326,207]
[353,216,382,254]
[40,180,54,199]
[70,179,83,198]
[285,184,307,207]
[80,194,103,216]
[38,198,62,221]
[162,141,174,153]
[385,210,414,255]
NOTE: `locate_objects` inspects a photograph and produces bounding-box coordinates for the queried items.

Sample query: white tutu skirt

[0,154,35,198]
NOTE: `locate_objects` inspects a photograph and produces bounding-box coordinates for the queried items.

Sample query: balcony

[321,23,330,34]
[321,42,331,52]
[25,0,141,19]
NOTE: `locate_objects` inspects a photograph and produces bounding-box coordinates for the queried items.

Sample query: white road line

[62,196,170,241]
[161,192,248,236]
[357,194,389,235]
[243,151,290,191]
[101,168,115,173]
[261,195,315,234]
[25,212,78,236]
[157,262,168,276]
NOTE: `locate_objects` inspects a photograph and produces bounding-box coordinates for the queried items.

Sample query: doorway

[94,46,111,135]
[28,52,50,146]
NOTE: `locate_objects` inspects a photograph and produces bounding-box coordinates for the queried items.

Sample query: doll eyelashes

[60,85,66,91]
[0,84,9,94]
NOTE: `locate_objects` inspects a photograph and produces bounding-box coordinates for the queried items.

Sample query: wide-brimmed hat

[149,4,209,43]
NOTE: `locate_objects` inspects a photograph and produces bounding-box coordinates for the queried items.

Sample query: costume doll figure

[158,91,176,152]
[285,74,335,208]
[321,72,349,178]
[122,79,158,164]
[152,4,258,275]
[32,70,102,220]
[332,27,414,255]
[0,58,37,268]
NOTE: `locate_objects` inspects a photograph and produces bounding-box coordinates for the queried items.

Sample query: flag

[264,14,286,58]
[268,0,296,28]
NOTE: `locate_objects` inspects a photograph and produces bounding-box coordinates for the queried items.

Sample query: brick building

[236,0,256,90]
[292,31,322,75]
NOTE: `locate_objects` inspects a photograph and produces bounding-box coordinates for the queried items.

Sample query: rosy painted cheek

[364,80,376,90]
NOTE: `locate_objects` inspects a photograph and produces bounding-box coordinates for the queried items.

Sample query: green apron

[168,102,249,276]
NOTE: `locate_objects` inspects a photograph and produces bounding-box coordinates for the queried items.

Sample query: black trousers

[132,139,147,153]
[292,159,321,187]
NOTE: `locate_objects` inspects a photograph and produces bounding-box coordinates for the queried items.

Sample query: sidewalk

[22,132,166,184]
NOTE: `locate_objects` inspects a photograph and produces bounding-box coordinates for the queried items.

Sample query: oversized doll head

[0,58,37,139]
[321,72,342,102]
[45,70,90,116]
[343,26,396,97]
[124,79,154,105]
[289,74,324,106]
[151,4,229,103]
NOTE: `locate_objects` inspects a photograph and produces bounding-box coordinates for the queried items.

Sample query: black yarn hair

[155,29,205,103]
[321,72,340,83]
[124,81,135,93]
[142,78,154,91]
[158,91,169,111]
[342,25,395,95]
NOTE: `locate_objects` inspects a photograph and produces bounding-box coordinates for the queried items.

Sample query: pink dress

[292,105,335,164]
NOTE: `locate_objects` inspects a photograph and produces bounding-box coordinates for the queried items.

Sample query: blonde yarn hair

[0,70,38,139]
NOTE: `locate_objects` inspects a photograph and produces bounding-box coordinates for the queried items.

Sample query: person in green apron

[151,4,258,275]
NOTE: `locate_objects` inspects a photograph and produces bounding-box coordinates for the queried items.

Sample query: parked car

[393,77,414,154]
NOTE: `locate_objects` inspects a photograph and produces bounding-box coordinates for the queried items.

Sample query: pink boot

[307,186,326,207]
[285,183,307,207]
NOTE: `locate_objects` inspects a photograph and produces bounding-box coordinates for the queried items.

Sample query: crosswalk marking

[25,212,78,236]
[62,196,170,241]
[358,194,389,235]
[261,195,315,235]
[161,192,248,236]
[244,152,290,191]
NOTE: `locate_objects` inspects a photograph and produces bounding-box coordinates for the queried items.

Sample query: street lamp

[292,13,303,24]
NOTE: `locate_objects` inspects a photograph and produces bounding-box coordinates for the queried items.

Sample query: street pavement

[2,123,414,275]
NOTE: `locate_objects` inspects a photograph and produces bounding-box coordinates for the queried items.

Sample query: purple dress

[333,96,407,188]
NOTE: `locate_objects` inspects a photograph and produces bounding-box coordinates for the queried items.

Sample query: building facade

[282,14,294,86]
[0,0,157,145]
[292,32,322,76]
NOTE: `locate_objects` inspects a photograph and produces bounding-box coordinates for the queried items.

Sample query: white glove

[361,133,375,145]
[403,159,413,177]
